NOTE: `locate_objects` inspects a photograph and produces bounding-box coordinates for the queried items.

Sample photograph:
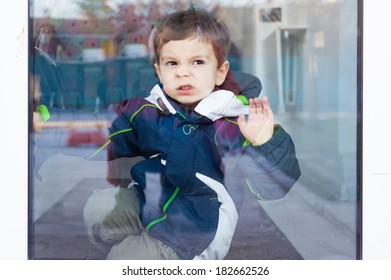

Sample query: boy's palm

[238,96,274,146]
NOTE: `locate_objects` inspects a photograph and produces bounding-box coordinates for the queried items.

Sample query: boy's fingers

[261,96,273,113]
[261,96,270,108]
[254,97,264,112]
[248,98,257,115]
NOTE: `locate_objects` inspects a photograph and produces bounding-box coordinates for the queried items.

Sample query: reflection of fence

[34,53,242,112]
[33,115,110,132]
[34,56,159,111]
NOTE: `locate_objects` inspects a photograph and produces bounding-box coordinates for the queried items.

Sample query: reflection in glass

[29,0,360,259]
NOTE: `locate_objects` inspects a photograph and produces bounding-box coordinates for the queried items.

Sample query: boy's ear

[154,63,162,82]
[215,60,230,86]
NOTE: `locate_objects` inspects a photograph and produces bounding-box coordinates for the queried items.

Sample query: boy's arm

[107,99,146,159]
[245,125,300,200]
[223,125,301,201]
[105,101,145,186]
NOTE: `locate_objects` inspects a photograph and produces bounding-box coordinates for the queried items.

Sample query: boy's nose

[175,65,191,77]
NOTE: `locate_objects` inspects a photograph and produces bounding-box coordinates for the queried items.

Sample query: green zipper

[146,187,180,231]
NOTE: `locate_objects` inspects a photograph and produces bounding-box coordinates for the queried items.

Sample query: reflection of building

[222,1,359,260]
[224,1,358,201]
[224,1,357,116]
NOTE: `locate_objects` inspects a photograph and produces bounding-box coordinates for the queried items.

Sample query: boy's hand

[237,96,274,146]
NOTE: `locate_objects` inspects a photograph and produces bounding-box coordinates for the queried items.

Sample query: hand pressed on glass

[238,96,275,146]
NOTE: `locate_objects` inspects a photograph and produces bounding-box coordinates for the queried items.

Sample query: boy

[83,9,301,260]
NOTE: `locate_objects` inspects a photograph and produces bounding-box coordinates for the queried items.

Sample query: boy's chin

[177,97,203,106]
[178,99,202,111]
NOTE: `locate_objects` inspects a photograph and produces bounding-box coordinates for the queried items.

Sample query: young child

[83,9,301,260]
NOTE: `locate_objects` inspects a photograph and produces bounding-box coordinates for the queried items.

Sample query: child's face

[154,37,229,106]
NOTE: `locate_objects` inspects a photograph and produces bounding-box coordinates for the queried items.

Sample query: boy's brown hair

[153,10,231,67]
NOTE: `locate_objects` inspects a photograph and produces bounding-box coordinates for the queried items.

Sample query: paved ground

[31,178,302,260]
[30,111,359,260]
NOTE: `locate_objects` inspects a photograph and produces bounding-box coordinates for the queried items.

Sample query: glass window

[29,0,361,260]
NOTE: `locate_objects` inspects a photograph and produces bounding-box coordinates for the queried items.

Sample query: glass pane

[29,0,361,260]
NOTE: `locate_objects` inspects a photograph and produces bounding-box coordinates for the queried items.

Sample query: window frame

[2,0,391,260]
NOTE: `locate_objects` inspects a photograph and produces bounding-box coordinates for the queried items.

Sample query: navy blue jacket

[107,73,301,259]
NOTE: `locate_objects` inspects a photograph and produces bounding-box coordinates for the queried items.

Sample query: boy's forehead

[160,37,214,56]
[163,35,212,48]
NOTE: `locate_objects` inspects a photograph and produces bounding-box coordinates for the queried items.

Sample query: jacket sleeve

[108,100,145,159]
[222,125,301,200]
[105,99,146,186]
[218,71,262,98]
[231,71,263,98]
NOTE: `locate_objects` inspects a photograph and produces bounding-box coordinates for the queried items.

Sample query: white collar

[145,84,248,121]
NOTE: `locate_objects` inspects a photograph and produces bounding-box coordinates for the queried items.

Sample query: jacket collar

[145,84,248,121]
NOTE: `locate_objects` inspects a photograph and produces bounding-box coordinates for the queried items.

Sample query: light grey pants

[83,187,178,260]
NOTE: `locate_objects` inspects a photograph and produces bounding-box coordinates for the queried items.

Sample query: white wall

[362,0,391,259]
[0,1,28,259]
[0,0,390,260]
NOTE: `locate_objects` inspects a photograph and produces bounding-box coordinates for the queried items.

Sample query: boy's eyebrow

[160,54,211,61]
[159,55,176,61]
[190,54,211,60]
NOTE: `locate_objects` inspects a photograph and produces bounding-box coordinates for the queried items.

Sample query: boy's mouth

[177,85,193,94]
[178,85,192,90]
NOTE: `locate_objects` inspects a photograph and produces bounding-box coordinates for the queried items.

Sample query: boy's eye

[165,61,177,66]
[193,59,204,65]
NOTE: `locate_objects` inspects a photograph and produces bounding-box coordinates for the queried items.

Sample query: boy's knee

[106,231,178,260]
[83,187,142,244]
[83,188,120,228]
